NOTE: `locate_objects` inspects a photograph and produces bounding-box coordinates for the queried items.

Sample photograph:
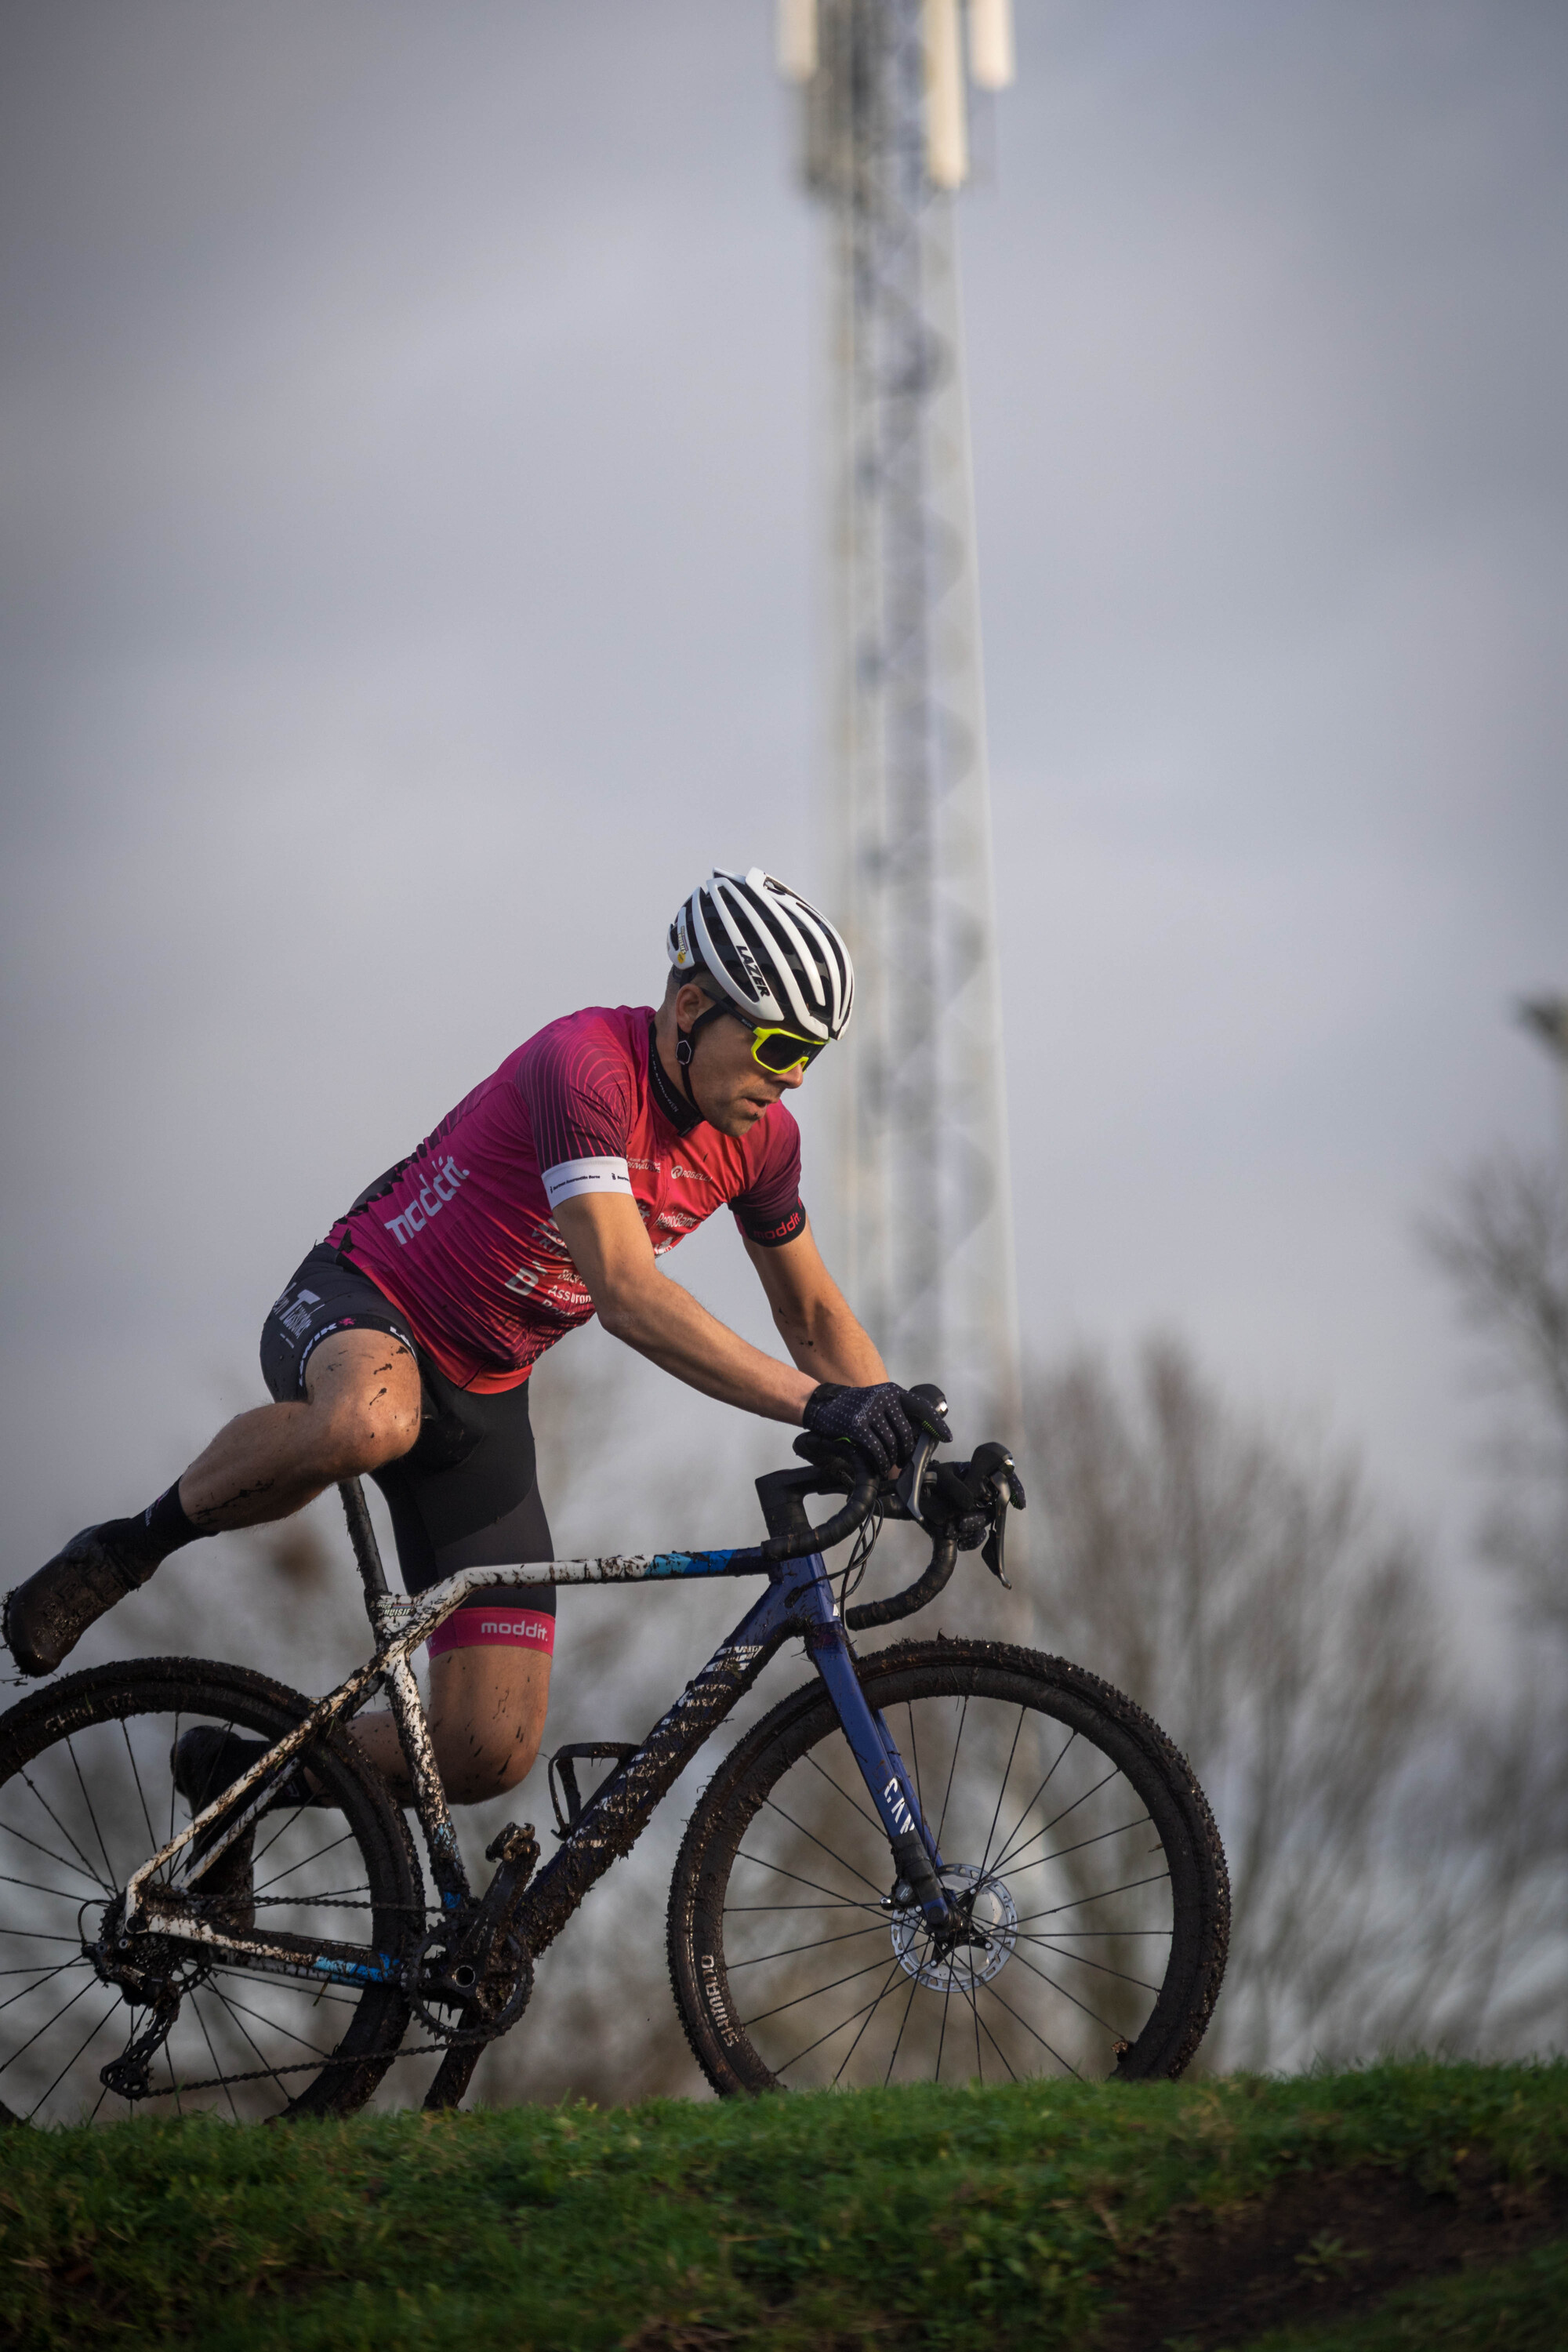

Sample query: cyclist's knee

[301,1332,422,1476]
[434,1717,542,1805]
[429,1653,549,1804]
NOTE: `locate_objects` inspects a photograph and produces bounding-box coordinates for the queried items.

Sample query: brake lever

[893,1383,951,1526]
[969,1442,1025,1589]
[894,1426,939,1526]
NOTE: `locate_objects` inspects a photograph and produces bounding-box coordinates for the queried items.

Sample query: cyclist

[5,869,948,1812]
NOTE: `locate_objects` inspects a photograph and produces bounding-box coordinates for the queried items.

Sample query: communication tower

[779,0,1021,1433]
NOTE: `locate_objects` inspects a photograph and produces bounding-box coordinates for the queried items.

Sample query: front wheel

[668,1639,1229,2093]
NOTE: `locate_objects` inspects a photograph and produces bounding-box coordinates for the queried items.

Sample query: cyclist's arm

[553,1192,817,1424]
[743,1220,888,1388]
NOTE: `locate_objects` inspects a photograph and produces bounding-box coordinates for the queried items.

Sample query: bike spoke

[1,1816,105,1882]
[741,1950,902,2031]
[977,1975,1078,2078]
[905,1700,924,1828]
[205,1985,336,2060]
[1007,1942,1122,2037]
[253,1832,360,1896]
[987,1726,1079,1881]
[882,1965,922,2085]
[0,1961,78,2017]
[722,1900,877,1914]
[934,1695,967,1850]
[989,1762,1121,1878]
[0,1869,103,1902]
[120,1719,159,1856]
[732,1849,885,1911]
[213,1969,363,2013]
[832,1957,907,2084]
[993,1813,1155,1881]
[1011,1869,1171,1926]
[189,1987,242,2122]
[1014,1935,1163,1994]
[978,1704,1026,1878]
[754,1791,888,1900]
[1011,1923,1171,1937]
[16,1766,111,1893]
[727,1922,887,1970]
[774,1965,908,2077]
[26,1993,118,2122]
[64,1736,116,1889]
[799,1747,883,1838]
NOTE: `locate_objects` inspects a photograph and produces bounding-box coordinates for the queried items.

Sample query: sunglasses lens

[753,1030,823,1074]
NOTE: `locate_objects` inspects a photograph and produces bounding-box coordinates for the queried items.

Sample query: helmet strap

[675,998,729,1116]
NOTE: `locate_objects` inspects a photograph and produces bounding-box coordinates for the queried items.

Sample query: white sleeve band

[543,1156,633,1209]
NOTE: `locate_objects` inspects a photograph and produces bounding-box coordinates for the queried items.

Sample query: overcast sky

[2,1,1564,1657]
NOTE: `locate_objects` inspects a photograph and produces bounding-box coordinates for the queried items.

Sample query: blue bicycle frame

[127,1497,958,1999]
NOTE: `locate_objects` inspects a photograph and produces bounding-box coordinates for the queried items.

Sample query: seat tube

[798,1568,953,1930]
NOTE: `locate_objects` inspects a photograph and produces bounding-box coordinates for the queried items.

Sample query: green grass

[1,2062,1564,2350]
[1240,2238,1568,2351]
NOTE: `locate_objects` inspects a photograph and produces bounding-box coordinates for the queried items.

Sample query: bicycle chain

[147,2031,498,2100]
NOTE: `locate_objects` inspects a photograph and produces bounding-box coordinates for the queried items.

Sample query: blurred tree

[1422,1149,1568,1644]
[1021,1338,1563,2068]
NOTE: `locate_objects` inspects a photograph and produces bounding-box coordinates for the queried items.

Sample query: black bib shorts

[260,1244,557,1635]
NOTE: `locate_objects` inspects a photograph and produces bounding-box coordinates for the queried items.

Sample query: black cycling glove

[801,1381,951,1478]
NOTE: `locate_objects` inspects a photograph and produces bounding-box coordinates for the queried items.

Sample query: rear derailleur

[85,1894,208,2100]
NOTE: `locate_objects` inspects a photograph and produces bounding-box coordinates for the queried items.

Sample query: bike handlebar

[754,1406,1026,1623]
[757,1465,880,1562]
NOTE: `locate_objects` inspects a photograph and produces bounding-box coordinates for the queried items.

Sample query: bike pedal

[485,1821,539,1872]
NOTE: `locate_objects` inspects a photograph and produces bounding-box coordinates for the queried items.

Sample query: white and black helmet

[668,868,855,1044]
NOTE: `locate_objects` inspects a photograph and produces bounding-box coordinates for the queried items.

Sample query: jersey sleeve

[516,1016,637,1210]
[731,1104,806,1247]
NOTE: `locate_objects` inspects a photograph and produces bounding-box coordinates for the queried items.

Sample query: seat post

[338,1477,390,1602]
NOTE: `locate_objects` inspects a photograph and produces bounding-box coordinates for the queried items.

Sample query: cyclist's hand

[801,1381,951,1478]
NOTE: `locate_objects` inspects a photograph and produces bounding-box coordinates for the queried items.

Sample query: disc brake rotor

[890,1863,1018,1992]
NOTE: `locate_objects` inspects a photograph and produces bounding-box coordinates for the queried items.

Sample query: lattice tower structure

[782,0,1020,1436]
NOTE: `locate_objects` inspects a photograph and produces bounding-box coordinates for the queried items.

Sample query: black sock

[98,1483,202,1584]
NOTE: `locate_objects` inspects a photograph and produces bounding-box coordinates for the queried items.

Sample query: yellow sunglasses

[744,1022,830,1076]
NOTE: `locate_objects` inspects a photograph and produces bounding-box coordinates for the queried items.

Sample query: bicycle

[0,1396,1230,2124]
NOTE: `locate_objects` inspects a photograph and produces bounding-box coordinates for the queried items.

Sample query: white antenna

[783,0,1021,1439]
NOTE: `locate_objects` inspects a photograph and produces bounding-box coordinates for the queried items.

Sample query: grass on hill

[1,2060,1565,2351]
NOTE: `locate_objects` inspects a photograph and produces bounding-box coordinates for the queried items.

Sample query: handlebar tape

[845,1530,960,1631]
[759,1469,880,1562]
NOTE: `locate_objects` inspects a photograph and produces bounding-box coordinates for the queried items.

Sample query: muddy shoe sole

[3,1528,149,1676]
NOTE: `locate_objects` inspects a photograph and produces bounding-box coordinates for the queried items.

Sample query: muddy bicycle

[0,1399,1229,2123]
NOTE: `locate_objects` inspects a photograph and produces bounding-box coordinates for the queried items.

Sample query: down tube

[515,1566,804,1958]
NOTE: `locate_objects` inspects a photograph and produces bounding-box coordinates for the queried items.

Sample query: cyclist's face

[681,991,808,1138]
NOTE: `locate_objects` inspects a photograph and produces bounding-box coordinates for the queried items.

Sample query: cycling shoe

[2,1526,152,1677]
[172,1725,316,1817]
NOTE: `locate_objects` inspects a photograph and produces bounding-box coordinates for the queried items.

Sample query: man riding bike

[5,868,949,1820]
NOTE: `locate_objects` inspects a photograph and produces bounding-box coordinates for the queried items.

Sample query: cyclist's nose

[779,1062,807,1091]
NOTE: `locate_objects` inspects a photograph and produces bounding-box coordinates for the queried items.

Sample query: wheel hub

[889,1863,1018,1992]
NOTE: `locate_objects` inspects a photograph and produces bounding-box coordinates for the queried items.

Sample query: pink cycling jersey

[328,1004,804,1392]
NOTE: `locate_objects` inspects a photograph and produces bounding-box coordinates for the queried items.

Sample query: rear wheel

[0,1658,421,2125]
[668,1639,1229,2092]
